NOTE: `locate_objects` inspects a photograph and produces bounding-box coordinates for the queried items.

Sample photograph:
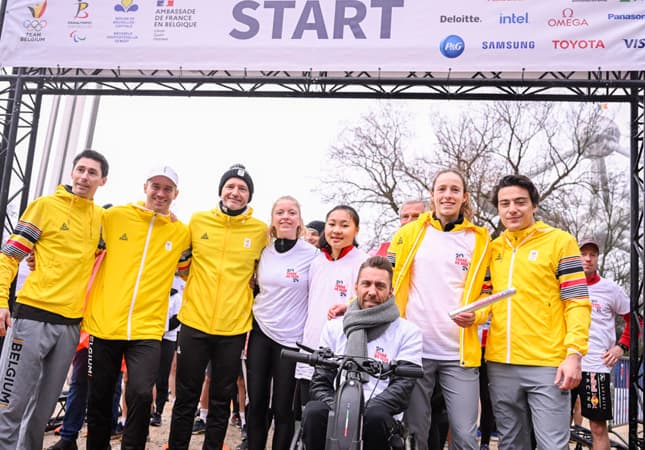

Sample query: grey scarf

[343,295,400,380]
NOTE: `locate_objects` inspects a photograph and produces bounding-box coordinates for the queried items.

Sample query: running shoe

[192,418,206,434]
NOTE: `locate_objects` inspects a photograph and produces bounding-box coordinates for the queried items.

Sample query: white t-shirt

[163,275,185,342]
[295,247,369,379]
[320,316,422,404]
[406,226,475,359]
[582,276,629,373]
[253,239,319,348]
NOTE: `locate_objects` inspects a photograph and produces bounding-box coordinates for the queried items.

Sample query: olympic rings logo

[23,19,47,31]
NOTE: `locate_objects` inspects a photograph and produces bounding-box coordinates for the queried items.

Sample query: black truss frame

[0,67,643,447]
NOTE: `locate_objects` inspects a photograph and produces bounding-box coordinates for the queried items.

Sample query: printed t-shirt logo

[119,233,128,241]
[335,280,347,297]
[60,223,69,231]
[454,252,469,272]
[286,268,299,282]
[373,345,388,363]
[200,232,208,240]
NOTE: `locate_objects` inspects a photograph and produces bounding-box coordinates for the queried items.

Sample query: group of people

[0,149,631,450]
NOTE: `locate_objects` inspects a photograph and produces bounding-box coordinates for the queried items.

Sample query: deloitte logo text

[440,35,465,58]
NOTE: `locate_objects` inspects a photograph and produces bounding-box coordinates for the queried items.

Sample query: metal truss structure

[0,67,643,447]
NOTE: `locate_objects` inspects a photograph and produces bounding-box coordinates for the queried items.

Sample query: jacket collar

[131,201,173,224]
[502,220,553,247]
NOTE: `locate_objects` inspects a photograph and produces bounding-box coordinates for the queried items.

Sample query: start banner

[0,0,644,72]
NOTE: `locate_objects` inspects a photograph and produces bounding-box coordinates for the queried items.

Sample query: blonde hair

[430,169,474,221]
[269,195,305,239]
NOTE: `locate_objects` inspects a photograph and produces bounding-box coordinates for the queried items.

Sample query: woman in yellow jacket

[388,169,490,450]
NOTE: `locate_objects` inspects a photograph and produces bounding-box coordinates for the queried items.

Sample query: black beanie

[306,220,325,234]
[219,164,254,202]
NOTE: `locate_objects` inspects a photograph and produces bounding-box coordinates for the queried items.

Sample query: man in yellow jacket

[475,174,591,450]
[168,164,268,450]
[0,150,108,450]
[82,166,190,450]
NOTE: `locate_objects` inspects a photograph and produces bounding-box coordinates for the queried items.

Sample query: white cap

[146,165,179,187]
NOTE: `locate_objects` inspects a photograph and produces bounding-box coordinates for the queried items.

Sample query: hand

[0,308,11,336]
[554,353,582,390]
[328,303,347,320]
[601,345,624,368]
[170,211,178,222]
[26,252,35,271]
[452,312,475,328]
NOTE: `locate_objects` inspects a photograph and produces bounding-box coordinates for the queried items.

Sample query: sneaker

[230,412,241,428]
[192,418,206,434]
[150,412,162,427]
[235,440,248,450]
[240,424,247,440]
[47,439,78,450]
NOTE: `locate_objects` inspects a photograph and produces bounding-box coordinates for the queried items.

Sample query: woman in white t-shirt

[294,205,369,408]
[246,196,318,450]
[388,169,491,450]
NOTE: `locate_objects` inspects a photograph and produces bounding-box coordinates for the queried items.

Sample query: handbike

[282,345,423,450]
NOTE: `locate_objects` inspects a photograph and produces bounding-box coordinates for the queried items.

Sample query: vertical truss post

[629,72,645,449]
[0,68,23,234]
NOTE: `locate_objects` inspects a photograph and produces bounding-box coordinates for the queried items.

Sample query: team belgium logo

[24,0,47,32]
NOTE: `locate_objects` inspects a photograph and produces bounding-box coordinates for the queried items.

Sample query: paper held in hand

[448,288,517,319]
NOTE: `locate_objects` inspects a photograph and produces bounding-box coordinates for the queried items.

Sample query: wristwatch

[616,342,629,353]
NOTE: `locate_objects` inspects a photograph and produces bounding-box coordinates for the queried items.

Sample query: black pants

[154,338,177,415]
[86,337,160,450]
[246,326,297,450]
[302,400,395,450]
[168,325,245,450]
[293,379,311,421]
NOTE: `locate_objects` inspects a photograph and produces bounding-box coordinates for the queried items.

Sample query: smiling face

[355,266,393,309]
[220,177,250,210]
[431,171,468,225]
[70,157,107,199]
[305,228,321,247]
[271,198,302,240]
[144,175,178,214]
[325,208,359,258]
[497,185,537,232]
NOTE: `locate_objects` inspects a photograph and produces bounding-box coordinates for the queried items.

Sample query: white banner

[0,0,644,72]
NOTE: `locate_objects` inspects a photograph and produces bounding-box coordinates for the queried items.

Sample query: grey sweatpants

[487,362,571,450]
[0,318,79,450]
[405,358,479,450]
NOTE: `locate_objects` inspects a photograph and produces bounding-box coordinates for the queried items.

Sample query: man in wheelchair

[302,256,422,450]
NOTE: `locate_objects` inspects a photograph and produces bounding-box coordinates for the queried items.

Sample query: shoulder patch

[397,237,403,245]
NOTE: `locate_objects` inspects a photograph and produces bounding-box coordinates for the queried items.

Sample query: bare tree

[322,101,630,287]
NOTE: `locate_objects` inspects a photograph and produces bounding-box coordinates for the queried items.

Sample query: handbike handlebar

[281,348,423,379]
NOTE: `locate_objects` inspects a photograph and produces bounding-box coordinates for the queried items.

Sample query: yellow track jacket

[178,206,268,336]
[83,203,190,340]
[0,185,102,317]
[479,221,591,366]
[388,212,490,367]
